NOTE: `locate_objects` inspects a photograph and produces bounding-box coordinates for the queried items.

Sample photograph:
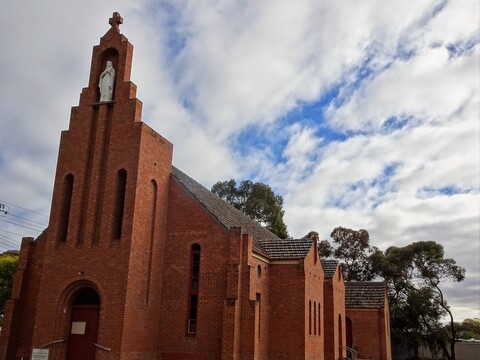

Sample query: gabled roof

[171,166,278,256]
[345,282,387,308]
[258,238,313,259]
[321,259,339,278]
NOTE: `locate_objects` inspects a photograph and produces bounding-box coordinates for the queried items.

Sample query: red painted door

[66,305,100,360]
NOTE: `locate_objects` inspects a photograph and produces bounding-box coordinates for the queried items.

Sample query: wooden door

[66,304,100,360]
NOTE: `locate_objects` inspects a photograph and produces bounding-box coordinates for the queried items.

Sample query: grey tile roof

[171,166,278,256]
[345,282,387,308]
[258,238,313,259]
[321,259,339,278]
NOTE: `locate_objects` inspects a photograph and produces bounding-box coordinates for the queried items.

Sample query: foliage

[304,231,319,239]
[329,227,379,281]
[314,227,466,359]
[304,231,333,258]
[457,318,480,340]
[373,241,465,360]
[0,252,19,324]
[318,239,333,258]
[211,179,289,239]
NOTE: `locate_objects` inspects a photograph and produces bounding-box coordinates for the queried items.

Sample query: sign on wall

[31,349,49,360]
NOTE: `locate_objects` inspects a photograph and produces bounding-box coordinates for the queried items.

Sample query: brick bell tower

[1,13,173,360]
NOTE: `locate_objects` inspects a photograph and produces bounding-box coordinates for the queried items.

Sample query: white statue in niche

[98,61,116,102]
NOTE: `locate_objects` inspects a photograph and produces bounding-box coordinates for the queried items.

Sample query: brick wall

[346,304,391,360]
[323,266,346,360]
[304,244,325,360]
[267,244,324,360]
[158,178,231,358]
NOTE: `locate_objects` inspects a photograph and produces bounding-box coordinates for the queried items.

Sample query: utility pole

[0,202,9,215]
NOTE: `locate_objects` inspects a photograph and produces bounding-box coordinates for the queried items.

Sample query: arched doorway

[346,317,353,348]
[66,287,100,360]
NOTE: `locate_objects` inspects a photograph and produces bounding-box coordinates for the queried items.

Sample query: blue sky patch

[418,185,472,199]
[447,36,480,58]
[382,116,411,133]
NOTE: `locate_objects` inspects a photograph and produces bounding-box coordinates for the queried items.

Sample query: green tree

[211,179,289,239]
[319,227,466,359]
[456,318,480,340]
[0,251,19,325]
[329,227,378,281]
[374,241,466,360]
[303,231,319,240]
[303,231,333,258]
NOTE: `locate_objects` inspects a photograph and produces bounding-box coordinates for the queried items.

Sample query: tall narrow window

[145,180,157,304]
[256,293,261,339]
[113,169,127,239]
[59,174,74,242]
[187,244,201,335]
[314,301,317,335]
[309,300,312,335]
[338,314,343,348]
[318,303,321,335]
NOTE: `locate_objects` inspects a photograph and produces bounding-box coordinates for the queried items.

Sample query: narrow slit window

[318,302,321,335]
[256,293,261,339]
[314,301,317,335]
[113,169,127,239]
[309,300,312,335]
[58,174,74,242]
[187,244,201,335]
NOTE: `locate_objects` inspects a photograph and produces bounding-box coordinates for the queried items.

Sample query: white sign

[32,349,49,360]
[71,321,86,334]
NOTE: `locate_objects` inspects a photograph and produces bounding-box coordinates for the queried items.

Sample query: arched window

[59,174,74,242]
[318,302,321,335]
[256,293,261,339]
[187,244,201,335]
[309,300,312,335]
[338,314,343,348]
[112,169,127,239]
[314,301,317,335]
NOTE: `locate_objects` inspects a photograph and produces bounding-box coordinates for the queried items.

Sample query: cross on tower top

[109,12,123,31]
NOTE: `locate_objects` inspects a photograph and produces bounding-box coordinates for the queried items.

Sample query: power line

[0,214,46,231]
[8,213,48,227]
[0,233,17,243]
[0,200,49,218]
[0,217,44,233]
[0,229,31,237]
[0,235,19,250]
[0,244,11,252]
[0,234,21,248]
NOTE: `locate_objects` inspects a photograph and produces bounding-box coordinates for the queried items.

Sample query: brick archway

[65,287,101,360]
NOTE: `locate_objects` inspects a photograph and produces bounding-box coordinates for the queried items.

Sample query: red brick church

[0,13,391,360]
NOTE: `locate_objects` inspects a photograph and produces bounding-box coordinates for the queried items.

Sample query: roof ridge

[170,166,279,256]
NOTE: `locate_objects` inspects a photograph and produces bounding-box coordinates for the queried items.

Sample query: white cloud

[326,45,479,132]
[0,0,478,321]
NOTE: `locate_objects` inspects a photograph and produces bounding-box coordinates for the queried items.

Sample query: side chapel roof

[171,166,278,256]
[345,281,387,308]
[258,238,313,259]
[321,259,339,278]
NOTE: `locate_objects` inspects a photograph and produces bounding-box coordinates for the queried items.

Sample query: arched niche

[95,48,119,101]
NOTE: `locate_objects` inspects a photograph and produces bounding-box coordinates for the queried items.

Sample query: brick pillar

[221,228,244,360]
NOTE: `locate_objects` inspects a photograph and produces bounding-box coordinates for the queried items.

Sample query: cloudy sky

[1,1,478,320]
